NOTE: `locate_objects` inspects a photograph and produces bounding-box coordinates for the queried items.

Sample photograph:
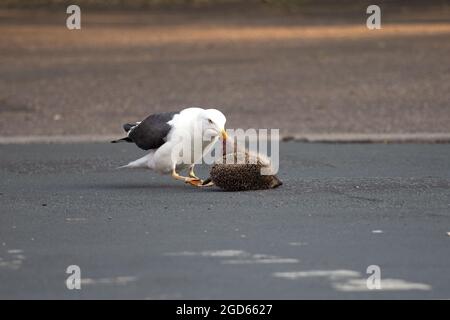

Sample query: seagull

[112,107,228,186]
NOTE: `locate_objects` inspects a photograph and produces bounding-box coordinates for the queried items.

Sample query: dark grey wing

[128,111,178,150]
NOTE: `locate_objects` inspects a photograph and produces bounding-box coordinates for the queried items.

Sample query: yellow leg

[189,165,200,180]
[201,178,215,187]
[172,169,203,187]
[188,166,215,187]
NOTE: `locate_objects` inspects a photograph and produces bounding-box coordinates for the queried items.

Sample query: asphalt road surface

[0,141,449,299]
[1,6,450,137]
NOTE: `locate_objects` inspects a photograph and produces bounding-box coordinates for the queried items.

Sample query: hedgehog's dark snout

[269,175,283,189]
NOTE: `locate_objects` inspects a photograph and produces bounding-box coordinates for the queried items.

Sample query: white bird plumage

[114,107,228,186]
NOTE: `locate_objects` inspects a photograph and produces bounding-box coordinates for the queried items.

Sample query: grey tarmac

[0,142,449,299]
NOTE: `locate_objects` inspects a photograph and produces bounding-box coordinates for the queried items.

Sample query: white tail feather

[117,152,155,169]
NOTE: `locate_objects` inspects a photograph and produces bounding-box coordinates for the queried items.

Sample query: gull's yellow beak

[221,129,228,141]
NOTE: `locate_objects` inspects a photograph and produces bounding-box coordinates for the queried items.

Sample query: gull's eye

[208,119,213,124]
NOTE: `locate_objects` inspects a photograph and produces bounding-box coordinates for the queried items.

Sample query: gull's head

[199,109,228,141]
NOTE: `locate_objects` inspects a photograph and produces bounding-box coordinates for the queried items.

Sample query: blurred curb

[282,133,450,143]
[1,133,450,144]
[0,135,123,144]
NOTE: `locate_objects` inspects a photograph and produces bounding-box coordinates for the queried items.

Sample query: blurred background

[0,0,449,138]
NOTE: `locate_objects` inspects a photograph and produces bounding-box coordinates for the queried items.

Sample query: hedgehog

[202,150,282,191]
